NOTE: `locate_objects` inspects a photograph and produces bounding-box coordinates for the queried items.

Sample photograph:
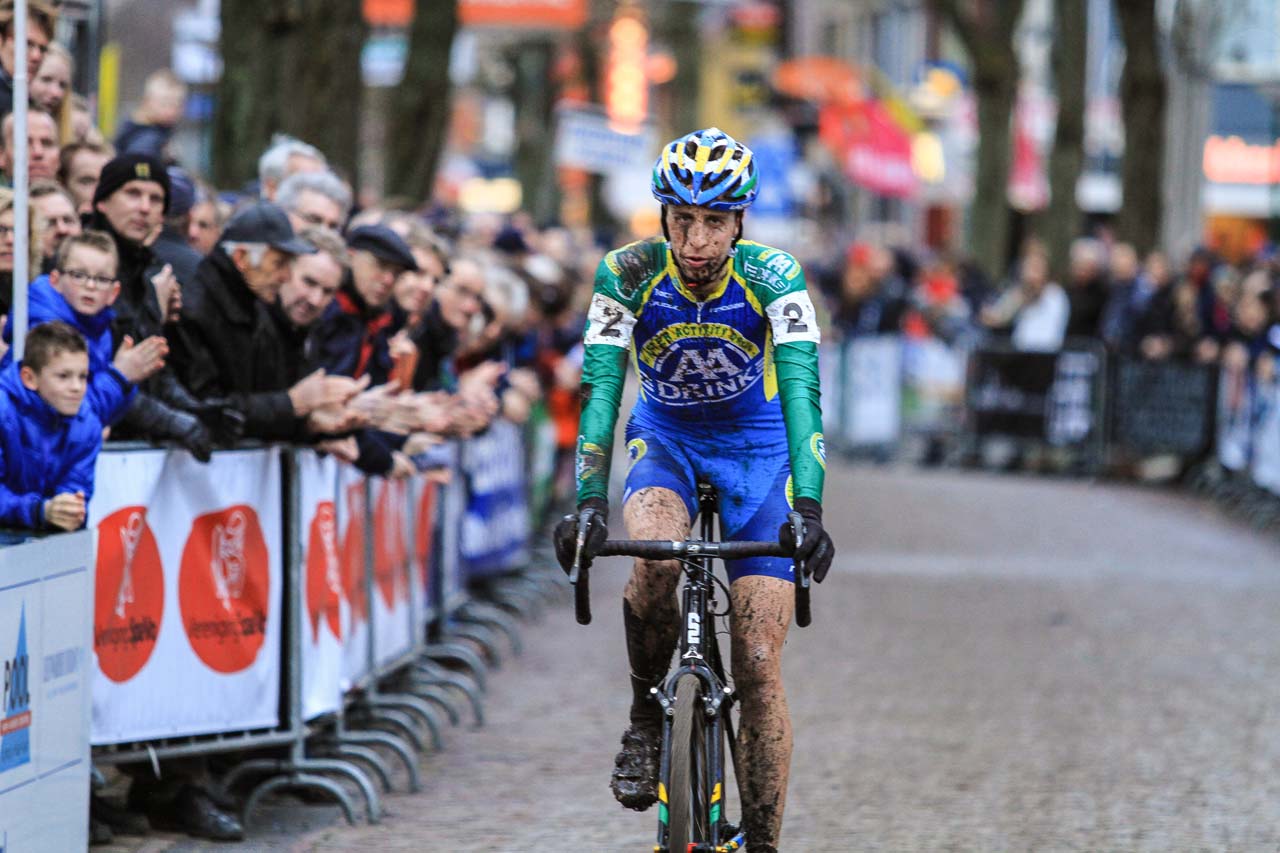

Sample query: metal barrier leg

[398,681,464,727]
[351,705,428,754]
[457,602,524,656]
[326,728,422,792]
[364,693,446,750]
[422,642,489,690]
[409,661,485,726]
[312,743,393,794]
[226,756,379,825]
[445,623,505,668]
[481,581,545,622]
[243,772,358,828]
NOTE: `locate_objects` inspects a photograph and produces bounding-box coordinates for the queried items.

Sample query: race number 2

[766,292,821,345]
[585,293,638,348]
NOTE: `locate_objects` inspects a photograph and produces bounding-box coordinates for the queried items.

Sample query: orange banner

[460,0,586,29]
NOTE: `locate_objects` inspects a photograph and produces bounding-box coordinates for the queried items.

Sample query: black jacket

[410,302,459,391]
[312,278,397,384]
[170,250,306,441]
[150,227,204,289]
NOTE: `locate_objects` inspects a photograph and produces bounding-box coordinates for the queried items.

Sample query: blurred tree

[1115,0,1166,256]
[213,0,365,191]
[930,0,1026,281]
[386,0,459,203]
[1044,0,1087,282]
[512,41,558,224]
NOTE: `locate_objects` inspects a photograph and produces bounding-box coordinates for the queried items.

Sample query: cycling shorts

[622,413,794,583]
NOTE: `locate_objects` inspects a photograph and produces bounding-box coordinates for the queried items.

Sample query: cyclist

[554,127,835,852]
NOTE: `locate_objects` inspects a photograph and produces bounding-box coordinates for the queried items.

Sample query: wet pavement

[103,463,1280,851]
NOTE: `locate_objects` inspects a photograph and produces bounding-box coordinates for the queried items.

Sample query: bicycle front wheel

[666,673,710,852]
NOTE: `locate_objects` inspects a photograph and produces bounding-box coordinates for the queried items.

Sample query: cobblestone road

[108,462,1280,852]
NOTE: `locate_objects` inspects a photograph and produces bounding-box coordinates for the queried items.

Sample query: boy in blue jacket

[2,230,168,426]
[0,321,101,531]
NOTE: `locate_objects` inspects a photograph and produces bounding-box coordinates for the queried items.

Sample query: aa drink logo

[342,482,368,624]
[179,505,270,673]
[0,605,31,773]
[306,501,343,642]
[94,507,164,683]
[373,481,409,609]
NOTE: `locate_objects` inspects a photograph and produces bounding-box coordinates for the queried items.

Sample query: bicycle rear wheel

[666,673,710,852]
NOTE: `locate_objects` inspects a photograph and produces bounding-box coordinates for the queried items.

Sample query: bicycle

[568,481,813,852]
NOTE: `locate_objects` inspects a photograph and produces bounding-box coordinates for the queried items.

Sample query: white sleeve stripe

[585,293,638,348]
[765,292,821,345]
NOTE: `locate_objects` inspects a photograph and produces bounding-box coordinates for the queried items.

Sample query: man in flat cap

[170,201,365,442]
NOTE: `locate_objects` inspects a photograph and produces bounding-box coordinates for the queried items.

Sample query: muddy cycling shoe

[610,724,661,810]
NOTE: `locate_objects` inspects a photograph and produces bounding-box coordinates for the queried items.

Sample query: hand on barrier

[172,413,215,462]
[306,404,368,436]
[389,451,416,480]
[554,497,608,574]
[187,397,247,444]
[289,369,371,416]
[113,335,169,384]
[43,490,85,531]
[778,497,834,583]
[316,436,361,463]
[402,431,442,457]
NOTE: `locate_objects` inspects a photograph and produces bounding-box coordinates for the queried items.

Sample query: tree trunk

[276,0,365,188]
[930,0,1026,281]
[213,0,366,191]
[1115,0,1166,256]
[386,0,459,203]
[512,41,557,225]
[1045,0,1088,282]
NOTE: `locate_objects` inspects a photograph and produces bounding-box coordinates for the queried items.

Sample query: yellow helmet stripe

[676,142,686,171]
[714,144,734,174]
[694,141,712,174]
[730,149,753,180]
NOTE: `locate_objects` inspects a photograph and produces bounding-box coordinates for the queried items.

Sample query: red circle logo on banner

[94,506,164,683]
[342,481,368,624]
[306,500,343,642]
[178,505,270,674]
[374,481,409,609]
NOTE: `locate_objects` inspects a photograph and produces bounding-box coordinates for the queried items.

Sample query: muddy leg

[730,575,794,852]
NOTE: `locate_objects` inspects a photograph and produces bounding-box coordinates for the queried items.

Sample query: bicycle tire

[666,674,712,852]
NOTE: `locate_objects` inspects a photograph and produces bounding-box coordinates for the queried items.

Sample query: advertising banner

[371,478,413,667]
[337,465,371,689]
[411,478,437,639]
[297,451,345,721]
[1112,359,1216,455]
[1251,380,1280,495]
[1217,364,1253,472]
[0,531,93,853]
[459,421,530,578]
[841,336,903,447]
[87,450,283,744]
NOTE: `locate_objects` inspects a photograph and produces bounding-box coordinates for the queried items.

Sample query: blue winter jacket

[2,276,136,425]
[0,360,102,529]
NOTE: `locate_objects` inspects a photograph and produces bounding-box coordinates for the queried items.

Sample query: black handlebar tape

[573,565,592,625]
[596,541,789,559]
[795,566,812,628]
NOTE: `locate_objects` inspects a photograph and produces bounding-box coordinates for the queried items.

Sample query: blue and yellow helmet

[651,127,758,211]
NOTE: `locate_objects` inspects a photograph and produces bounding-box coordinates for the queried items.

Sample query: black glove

[779,497,834,583]
[554,497,608,574]
[187,397,247,445]
[155,409,214,463]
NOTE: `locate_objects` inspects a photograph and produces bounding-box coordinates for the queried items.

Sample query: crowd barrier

[66,407,564,834]
[827,335,1280,516]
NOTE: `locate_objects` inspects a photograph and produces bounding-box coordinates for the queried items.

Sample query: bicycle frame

[652,482,738,851]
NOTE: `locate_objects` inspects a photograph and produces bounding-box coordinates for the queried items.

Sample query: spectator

[0,108,59,183]
[1099,242,1147,353]
[150,166,203,287]
[981,243,1068,352]
[67,93,106,146]
[2,230,166,427]
[312,223,418,385]
[412,255,488,391]
[114,70,186,159]
[59,139,114,213]
[276,170,351,235]
[185,181,223,255]
[275,226,346,351]
[171,201,360,442]
[1064,237,1108,339]
[0,0,57,118]
[0,186,41,316]
[257,135,326,201]
[0,320,97,531]
[30,178,78,266]
[30,40,70,133]
[831,242,906,337]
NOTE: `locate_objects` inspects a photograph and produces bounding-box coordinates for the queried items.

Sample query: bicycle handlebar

[568,511,814,628]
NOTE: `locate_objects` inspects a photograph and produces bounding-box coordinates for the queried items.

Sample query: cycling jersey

[576,237,825,511]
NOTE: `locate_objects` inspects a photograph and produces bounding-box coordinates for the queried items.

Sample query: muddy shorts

[621,413,794,583]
